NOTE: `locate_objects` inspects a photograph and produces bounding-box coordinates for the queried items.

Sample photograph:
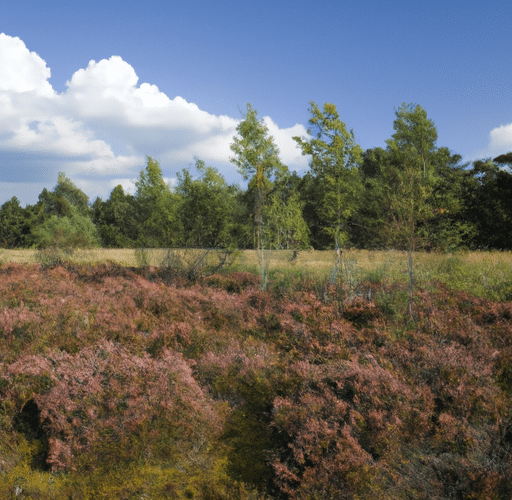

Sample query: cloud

[62,55,241,166]
[0,34,122,179]
[489,123,512,154]
[469,122,512,163]
[263,116,309,169]
[0,34,54,96]
[0,33,309,206]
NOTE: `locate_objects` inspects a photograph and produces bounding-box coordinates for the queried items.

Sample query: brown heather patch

[0,262,511,498]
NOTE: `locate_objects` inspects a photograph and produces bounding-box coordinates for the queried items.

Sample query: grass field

[1,247,512,301]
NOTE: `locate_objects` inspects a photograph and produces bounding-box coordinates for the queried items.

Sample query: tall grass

[2,248,512,301]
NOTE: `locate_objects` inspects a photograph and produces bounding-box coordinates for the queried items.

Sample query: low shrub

[0,262,511,498]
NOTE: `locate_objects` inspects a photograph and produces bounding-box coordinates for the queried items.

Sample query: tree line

[1,102,512,252]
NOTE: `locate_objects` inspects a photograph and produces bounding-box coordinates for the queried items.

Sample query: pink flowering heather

[6,341,220,472]
[0,263,511,498]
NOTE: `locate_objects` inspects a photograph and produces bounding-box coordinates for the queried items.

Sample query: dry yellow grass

[3,247,511,274]
[1,247,512,301]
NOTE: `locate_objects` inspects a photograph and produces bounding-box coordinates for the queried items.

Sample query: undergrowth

[0,257,511,498]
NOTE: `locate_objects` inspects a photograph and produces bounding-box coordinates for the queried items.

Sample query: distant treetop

[493,152,512,165]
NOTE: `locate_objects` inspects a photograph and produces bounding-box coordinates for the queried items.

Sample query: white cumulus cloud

[470,122,512,162]
[489,123,512,153]
[0,33,54,96]
[263,116,309,169]
[0,33,309,206]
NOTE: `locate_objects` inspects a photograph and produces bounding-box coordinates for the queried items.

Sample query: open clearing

[2,248,512,300]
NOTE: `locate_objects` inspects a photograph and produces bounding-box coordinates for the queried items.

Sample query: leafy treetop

[230,103,287,188]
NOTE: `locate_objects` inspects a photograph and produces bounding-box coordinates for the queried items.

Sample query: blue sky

[1,0,511,206]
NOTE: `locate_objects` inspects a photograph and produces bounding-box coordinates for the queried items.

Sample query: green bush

[32,208,100,251]
[31,208,100,268]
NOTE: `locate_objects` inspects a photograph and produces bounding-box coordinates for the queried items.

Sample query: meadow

[2,247,512,301]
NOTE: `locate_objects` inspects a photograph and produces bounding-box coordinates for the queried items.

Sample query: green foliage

[493,151,512,166]
[19,172,101,265]
[383,103,438,247]
[294,171,330,248]
[38,172,91,218]
[230,104,289,287]
[53,172,91,216]
[230,104,287,186]
[262,183,309,250]
[230,104,287,243]
[31,206,100,250]
[294,101,363,249]
[176,159,240,248]
[4,102,512,253]
[0,197,34,248]
[92,185,140,248]
[388,103,438,163]
[462,159,512,249]
[380,103,440,313]
[135,156,179,247]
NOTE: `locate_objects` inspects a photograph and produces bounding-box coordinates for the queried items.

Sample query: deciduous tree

[463,159,512,249]
[230,104,288,287]
[262,176,309,250]
[38,172,91,218]
[31,205,100,250]
[92,185,139,247]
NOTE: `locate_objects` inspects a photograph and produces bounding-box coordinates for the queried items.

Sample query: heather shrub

[203,271,261,293]
[0,301,40,345]
[4,342,221,473]
[270,359,415,499]
[495,350,512,394]
[66,260,139,283]
[1,262,512,498]
[342,297,380,328]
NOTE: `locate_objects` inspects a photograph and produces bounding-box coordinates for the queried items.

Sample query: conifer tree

[230,104,287,287]
[134,156,178,247]
[176,158,239,248]
[294,102,363,250]
[384,103,438,313]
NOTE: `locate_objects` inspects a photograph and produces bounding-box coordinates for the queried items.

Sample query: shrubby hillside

[0,261,511,498]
